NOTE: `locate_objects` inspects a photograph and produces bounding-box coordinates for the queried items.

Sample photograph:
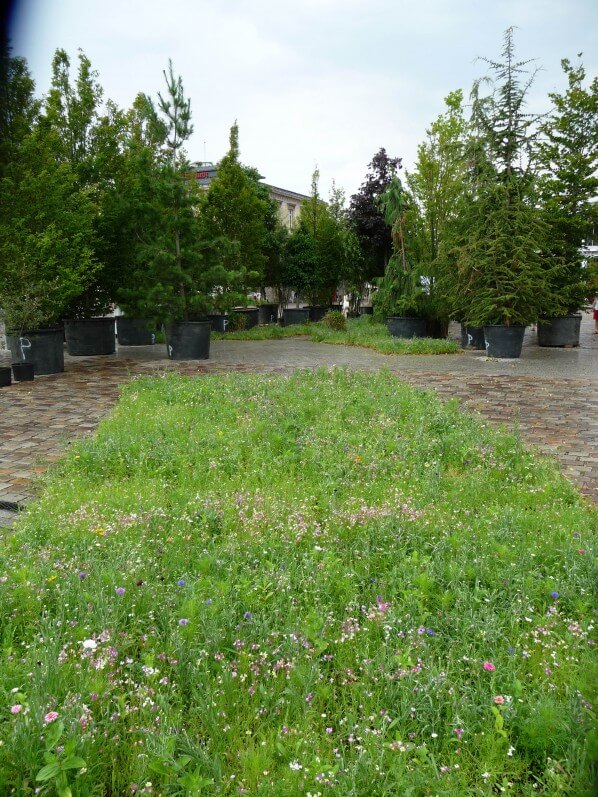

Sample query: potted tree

[455,29,553,358]
[131,62,244,359]
[535,57,597,347]
[372,176,427,338]
[0,126,97,374]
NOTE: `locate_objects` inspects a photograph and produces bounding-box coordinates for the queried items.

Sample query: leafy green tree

[455,29,552,327]
[290,169,345,305]
[244,165,289,300]
[201,122,268,304]
[0,37,39,177]
[0,124,98,332]
[536,56,598,314]
[372,176,426,319]
[41,48,129,317]
[282,225,317,303]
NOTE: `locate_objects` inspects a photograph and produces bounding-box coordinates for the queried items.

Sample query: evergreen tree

[537,56,598,314]
[456,29,552,326]
[134,62,232,322]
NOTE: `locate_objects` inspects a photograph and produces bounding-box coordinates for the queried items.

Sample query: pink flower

[44,711,59,723]
[494,695,505,705]
[10,704,22,714]
[453,727,463,740]
[482,661,495,672]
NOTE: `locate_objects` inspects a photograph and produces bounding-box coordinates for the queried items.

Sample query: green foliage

[0,126,98,332]
[0,38,39,177]
[131,62,235,323]
[407,91,468,325]
[373,176,427,318]
[202,123,268,292]
[322,309,346,331]
[0,370,594,793]
[42,48,127,318]
[454,29,552,326]
[537,57,598,314]
[285,169,347,305]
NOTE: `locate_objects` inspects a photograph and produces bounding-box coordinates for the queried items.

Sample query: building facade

[187,163,308,231]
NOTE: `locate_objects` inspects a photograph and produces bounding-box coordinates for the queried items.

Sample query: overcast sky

[9,0,598,199]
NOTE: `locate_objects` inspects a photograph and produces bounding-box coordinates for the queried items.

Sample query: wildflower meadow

[0,370,596,795]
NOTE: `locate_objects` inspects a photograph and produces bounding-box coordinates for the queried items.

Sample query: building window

[288,203,296,229]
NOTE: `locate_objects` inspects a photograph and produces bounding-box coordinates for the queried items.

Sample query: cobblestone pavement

[1,315,596,524]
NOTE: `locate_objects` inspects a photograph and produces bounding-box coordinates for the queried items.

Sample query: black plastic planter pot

[359,306,373,315]
[258,304,279,325]
[483,325,526,358]
[460,324,486,350]
[537,315,582,347]
[64,318,116,356]
[116,317,156,346]
[307,305,330,323]
[165,321,211,360]
[232,308,259,329]
[0,367,11,387]
[207,313,228,332]
[11,362,34,382]
[6,327,64,375]
[426,318,449,339]
[282,308,309,326]
[386,316,427,339]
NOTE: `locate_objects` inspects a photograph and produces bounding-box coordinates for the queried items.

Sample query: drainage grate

[0,500,24,512]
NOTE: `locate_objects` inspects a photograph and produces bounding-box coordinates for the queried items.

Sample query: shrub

[227,312,248,332]
[322,309,346,331]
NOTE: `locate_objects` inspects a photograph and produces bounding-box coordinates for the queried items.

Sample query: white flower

[482,772,491,779]
[289,760,303,771]
[507,745,516,756]
[82,639,97,651]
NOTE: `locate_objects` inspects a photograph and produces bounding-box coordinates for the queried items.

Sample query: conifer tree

[457,28,552,327]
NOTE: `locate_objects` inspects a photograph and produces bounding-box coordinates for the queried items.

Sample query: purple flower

[78,572,87,580]
[244,611,253,621]
[425,628,435,636]
[177,579,186,586]
[550,591,559,600]
[178,618,189,626]
[417,626,425,635]
[115,587,126,596]
[205,598,212,605]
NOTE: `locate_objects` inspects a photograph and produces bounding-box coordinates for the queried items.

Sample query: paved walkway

[1,316,596,524]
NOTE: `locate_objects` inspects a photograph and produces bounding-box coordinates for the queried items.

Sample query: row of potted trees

[371,32,597,358]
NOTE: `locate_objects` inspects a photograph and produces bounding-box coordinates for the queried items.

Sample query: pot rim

[6,326,64,335]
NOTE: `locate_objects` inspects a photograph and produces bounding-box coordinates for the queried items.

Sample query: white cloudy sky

[10,0,598,199]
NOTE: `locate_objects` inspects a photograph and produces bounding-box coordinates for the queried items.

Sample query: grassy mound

[0,370,595,795]
[214,316,460,355]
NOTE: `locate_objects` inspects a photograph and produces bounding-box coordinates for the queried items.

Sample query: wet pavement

[0,315,596,524]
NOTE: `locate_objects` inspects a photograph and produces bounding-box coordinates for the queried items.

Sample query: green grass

[214,315,460,355]
[0,370,596,796]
